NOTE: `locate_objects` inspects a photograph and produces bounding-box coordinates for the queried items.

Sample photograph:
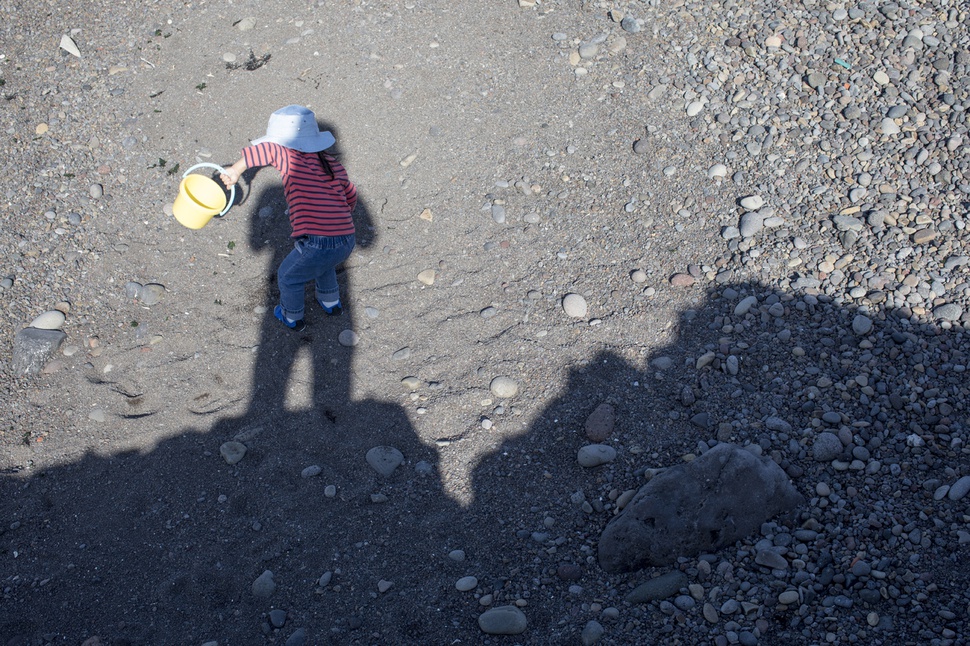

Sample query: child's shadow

[212,124,415,496]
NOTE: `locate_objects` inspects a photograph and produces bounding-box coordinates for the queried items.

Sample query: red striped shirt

[242,142,357,237]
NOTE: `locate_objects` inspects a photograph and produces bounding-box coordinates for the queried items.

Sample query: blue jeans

[278,234,355,320]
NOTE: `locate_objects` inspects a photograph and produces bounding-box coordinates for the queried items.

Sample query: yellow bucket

[172,163,235,229]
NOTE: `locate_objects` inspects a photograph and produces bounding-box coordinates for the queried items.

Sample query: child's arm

[220,158,248,187]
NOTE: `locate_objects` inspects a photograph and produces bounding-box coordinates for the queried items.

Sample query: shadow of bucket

[173,163,236,229]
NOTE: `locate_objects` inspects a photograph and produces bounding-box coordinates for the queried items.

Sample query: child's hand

[220,168,240,187]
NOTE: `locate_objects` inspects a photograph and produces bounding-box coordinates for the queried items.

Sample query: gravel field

[2,0,969,644]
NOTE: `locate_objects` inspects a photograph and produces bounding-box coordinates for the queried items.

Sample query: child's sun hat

[251,105,335,152]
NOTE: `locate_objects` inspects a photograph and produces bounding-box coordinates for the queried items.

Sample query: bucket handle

[182,162,236,218]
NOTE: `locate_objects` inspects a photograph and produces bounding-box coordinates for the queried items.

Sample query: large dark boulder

[598,443,803,573]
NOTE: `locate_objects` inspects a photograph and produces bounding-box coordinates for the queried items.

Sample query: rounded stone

[252,570,276,598]
[852,315,873,335]
[365,446,404,477]
[933,304,963,321]
[220,441,248,465]
[739,195,764,210]
[778,590,799,605]
[301,465,322,478]
[338,329,359,346]
[490,376,519,398]
[562,293,588,318]
[29,310,66,330]
[139,283,165,306]
[577,444,617,467]
[478,606,527,635]
[812,433,843,462]
[947,476,970,501]
[581,620,605,645]
[456,576,478,592]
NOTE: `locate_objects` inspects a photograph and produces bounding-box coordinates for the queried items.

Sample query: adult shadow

[463,280,970,642]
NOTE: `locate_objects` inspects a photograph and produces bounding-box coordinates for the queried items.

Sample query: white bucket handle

[182,162,236,218]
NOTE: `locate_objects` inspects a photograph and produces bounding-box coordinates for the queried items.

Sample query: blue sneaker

[318,298,342,316]
[274,305,305,331]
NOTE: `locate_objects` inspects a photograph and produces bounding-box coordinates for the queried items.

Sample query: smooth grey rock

[948,476,970,501]
[933,304,963,321]
[29,310,66,330]
[764,417,792,433]
[625,570,688,603]
[582,620,605,645]
[562,293,588,318]
[366,446,404,476]
[812,433,843,461]
[599,443,803,572]
[284,628,306,646]
[755,549,788,570]
[269,608,287,628]
[734,295,758,315]
[252,570,276,598]
[739,211,764,237]
[124,281,144,299]
[852,315,873,335]
[620,16,640,33]
[490,376,519,398]
[578,444,617,467]
[12,328,67,375]
[139,283,165,306]
[220,441,247,465]
[478,606,527,635]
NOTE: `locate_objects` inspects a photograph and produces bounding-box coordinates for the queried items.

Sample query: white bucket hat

[250,105,335,152]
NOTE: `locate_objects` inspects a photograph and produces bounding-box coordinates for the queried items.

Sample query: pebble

[812,433,843,462]
[252,570,276,598]
[301,465,321,478]
[739,195,764,210]
[778,590,799,605]
[417,269,436,285]
[852,315,873,335]
[581,620,605,645]
[337,329,359,346]
[577,444,617,467]
[489,376,519,398]
[879,118,900,135]
[947,476,970,501]
[626,571,688,603]
[739,211,764,238]
[562,293,588,318]
[365,446,404,477]
[269,609,287,628]
[29,310,66,330]
[139,283,165,306]
[670,273,695,287]
[708,164,728,179]
[933,304,962,321]
[455,576,478,592]
[478,606,527,635]
[219,441,247,465]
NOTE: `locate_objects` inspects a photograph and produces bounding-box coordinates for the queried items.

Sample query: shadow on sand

[3,153,970,645]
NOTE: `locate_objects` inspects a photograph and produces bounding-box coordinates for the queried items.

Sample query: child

[220,105,357,332]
